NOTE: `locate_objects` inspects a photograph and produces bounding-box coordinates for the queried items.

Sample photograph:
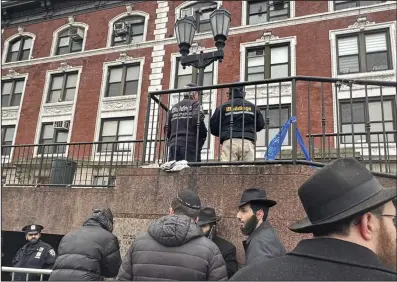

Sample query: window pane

[113,36,125,46]
[248,56,265,67]
[341,102,365,123]
[59,37,70,47]
[271,64,289,78]
[102,121,118,136]
[100,136,117,151]
[203,72,213,86]
[117,136,132,151]
[335,1,357,10]
[49,90,61,103]
[339,55,359,74]
[56,131,68,143]
[71,40,82,52]
[365,32,387,52]
[11,40,21,52]
[109,68,123,83]
[248,66,265,74]
[4,127,15,141]
[119,119,134,135]
[366,52,389,72]
[126,66,139,81]
[131,24,144,35]
[370,122,395,142]
[64,89,75,101]
[271,46,289,64]
[178,63,192,76]
[177,75,193,88]
[2,82,13,94]
[10,93,21,107]
[199,22,211,32]
[23,38,32,49]
[107,83,121,97]
[8,52,19,62]
[66,74,78,88]
[249,2,267,14]
[338,36,358,55]
[248,73,265,81]
[249,14,267,25]
[341,123,366,143]
[21,50,30,60]
[14,81,24,93]
[124,81,138,95]
[2,95,10,106]
[130,34,144,44]
[42,124,54,139]
[51,76,64,90]
[269,128,289,145]
[57,47,70,55]
[369,101,393,121]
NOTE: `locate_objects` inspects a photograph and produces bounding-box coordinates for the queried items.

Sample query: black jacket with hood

[210,87,265,144]
[117,214,228,281]
[49,208,122,281]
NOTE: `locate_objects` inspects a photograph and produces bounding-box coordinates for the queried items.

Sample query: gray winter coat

[243,221,286,266]
[117,214,228,281]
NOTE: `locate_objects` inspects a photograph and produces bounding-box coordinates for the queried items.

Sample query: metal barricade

[1,266,52,281]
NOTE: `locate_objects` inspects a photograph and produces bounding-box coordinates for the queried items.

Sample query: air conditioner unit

[114,22,128,36]
[68,27,84,41]
[53,121,70,131]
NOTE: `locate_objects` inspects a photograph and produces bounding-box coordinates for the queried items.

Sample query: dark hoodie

[117,214,228,281]
[49,209,122,281]
[210,87,265,144]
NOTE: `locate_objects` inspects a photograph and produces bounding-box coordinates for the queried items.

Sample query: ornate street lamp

[209,7,231,51]
[174,16,197,57]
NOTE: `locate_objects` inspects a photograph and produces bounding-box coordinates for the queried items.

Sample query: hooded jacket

[117,214,228,281]
[49,209,122,281]
[210,88,265,144]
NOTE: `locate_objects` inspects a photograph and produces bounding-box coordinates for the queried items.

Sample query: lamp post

[174,7,231,102]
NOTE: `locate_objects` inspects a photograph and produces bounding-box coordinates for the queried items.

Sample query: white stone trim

[174,1,222,22]
[2,2,395,69]
[241,0,295,26]
[107,11,150,47]
[328,0,394,12]
[2,31,36,64]
[50,22,89,57]
[32,63,83,158]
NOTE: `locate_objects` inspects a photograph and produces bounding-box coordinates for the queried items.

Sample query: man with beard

[12,224,57,281]
[231,157,397,281]
[49,207,121,281]
[117,190,228,281]
[236,188,286,266]
[198,207,238,278]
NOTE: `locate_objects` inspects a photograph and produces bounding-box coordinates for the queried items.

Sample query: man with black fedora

[117,190,227,281]
[198,207,238,278]
[12,224,57,281]
[231,157,397,281]
[236,188,286,266]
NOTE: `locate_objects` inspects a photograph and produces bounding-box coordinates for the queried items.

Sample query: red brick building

[1,1,396,185]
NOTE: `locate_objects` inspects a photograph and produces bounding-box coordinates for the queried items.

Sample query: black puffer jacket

[49,210,122,281]
[117,214,228,281]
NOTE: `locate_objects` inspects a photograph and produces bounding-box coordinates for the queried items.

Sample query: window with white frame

[175,57,213,88]
[1,125,15,156]
[339,98,396,144]
[106,64,140,97]
[55,27,84,55]
[180,1,218,33]
[98,118,135,152]
[336,30,392,74]
[256,105,291,148]
[112,15,145,46]
[38,122,69,154]
[333,0,387,11]
[6,36,33,62]
[1,79,24,107]
[47,72,78,103]
[247,0,290,25]
[246,44,290,81]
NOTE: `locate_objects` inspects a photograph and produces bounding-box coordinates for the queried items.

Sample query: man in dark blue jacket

[210,86,264,162]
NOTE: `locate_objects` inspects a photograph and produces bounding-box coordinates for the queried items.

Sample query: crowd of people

[9,157,396,281]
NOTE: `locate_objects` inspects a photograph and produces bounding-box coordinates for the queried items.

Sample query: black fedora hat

[197,207,221,226]
[238,188,277,208]
[290,157,396,233]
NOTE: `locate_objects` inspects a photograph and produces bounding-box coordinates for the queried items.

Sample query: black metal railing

[143,76,397,177]
[0,140,152,188]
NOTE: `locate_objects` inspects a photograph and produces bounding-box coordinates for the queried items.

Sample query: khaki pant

[221,139,255,162]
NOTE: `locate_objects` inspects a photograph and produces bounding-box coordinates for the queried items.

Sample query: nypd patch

[49,249,56,257]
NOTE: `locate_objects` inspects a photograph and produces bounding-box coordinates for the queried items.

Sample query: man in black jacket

[210,86,264,161]
[198,207,238,278]
[12,224,57,281]
[231,158,397,281]
[165,83,207,162]
[117,190,228,281]
[236,188,286,266]
[49,207,122,281]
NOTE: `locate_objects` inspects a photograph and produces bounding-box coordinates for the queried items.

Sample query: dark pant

[168,145,201,162]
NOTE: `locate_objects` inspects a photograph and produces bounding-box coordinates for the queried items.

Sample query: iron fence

[1,266,52,281]
[143,76,397,177]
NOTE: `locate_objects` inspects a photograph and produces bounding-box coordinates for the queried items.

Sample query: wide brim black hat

[197,207,221,226]
[289,158,396,233]
[238,188,277,208]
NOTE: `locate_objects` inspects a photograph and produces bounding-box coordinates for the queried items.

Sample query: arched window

[112,15,145,46]
[6,36,33,62]
[55,26,85,55]
[180,1,218,33]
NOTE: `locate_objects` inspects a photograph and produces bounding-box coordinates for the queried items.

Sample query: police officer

[12,224,57,281]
